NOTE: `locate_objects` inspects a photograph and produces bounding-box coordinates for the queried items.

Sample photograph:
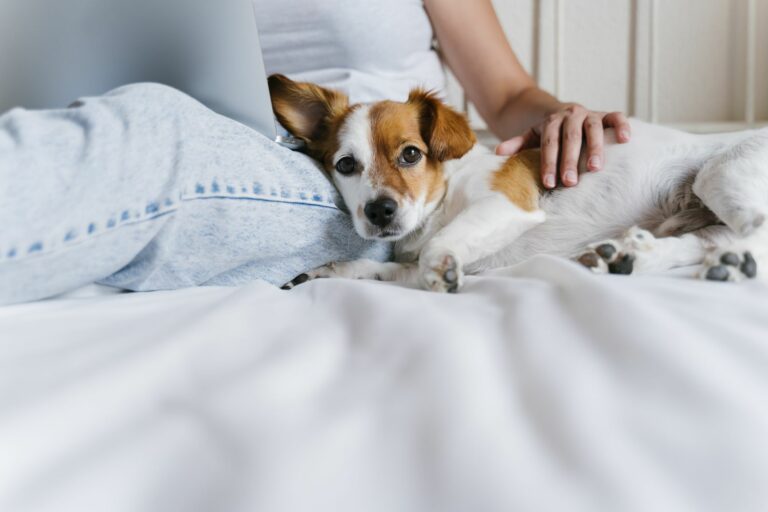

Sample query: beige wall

[452,0,768,133]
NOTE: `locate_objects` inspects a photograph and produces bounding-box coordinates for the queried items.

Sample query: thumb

[495,135,527,156]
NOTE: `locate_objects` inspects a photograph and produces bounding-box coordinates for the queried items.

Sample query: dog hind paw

[700,250,757,282]
[577,241,636,275]
[576,227,656,276]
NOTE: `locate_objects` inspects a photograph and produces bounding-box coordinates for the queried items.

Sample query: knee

[103,82,200,109]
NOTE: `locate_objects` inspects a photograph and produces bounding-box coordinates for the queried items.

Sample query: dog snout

[364,197,398,227]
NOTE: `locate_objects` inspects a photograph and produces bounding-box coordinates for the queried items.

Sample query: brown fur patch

[367,101,442,201]
[366,94,476,203]
[407,89,476,162]
[267,74,352,168]
[269,76,477,209]
[491,149,542,212]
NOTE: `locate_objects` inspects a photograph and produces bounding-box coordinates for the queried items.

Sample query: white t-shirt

[253,0,446,104]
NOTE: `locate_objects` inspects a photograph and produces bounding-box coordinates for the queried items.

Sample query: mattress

[1,255,768,512]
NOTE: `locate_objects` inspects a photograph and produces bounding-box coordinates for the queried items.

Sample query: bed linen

[1,255,767,512]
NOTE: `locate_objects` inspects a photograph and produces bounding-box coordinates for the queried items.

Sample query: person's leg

[0,83,390,305]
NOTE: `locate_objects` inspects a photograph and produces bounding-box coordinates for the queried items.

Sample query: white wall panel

[561,0,632,113]
[756,0,768,121]
[458,0,766,135]
[468,0,535,129]
[656,0,739,123]
[492,0,536,74]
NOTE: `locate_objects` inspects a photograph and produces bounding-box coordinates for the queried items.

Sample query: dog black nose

[364,197,398,227]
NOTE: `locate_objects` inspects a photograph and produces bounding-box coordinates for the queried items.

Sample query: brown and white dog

[270,74,768,293]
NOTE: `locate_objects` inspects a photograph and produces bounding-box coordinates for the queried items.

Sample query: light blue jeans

[0,84,391,305]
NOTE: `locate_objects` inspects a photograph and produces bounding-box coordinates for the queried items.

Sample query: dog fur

[269,74,768,293]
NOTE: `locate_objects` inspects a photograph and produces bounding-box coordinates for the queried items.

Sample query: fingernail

[588,156,601,170]
[544,175,555,188]
[564,170,577,185]
[620,130,630,141]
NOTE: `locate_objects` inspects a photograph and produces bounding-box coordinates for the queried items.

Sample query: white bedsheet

[1,256,768,512]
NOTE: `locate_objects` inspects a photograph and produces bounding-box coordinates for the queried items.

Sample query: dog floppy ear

[408,89,476,162]
[268,74,349,146]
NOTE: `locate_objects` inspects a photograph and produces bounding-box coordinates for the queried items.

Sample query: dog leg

[683,134,768,282]
[577,225,733,276]
[693,132,768,237]
[281,259,418,289]
[420,195,546,292]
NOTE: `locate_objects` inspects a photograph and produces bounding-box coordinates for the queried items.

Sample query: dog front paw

[280,262,340,290]
[421,253,463,293]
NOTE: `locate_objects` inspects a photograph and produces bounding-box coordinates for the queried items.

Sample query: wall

[450,0,768,134]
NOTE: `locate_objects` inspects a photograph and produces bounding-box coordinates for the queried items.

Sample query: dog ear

[268,74,349,145]
[408,89,476,162]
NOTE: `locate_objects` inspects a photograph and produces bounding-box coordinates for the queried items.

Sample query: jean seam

[2,177,341,262]
[2,208,178,263]
[180,195,340,211]
[182,177,340,210]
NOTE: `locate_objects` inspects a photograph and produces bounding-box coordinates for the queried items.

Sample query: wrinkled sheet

[1,255,768,512]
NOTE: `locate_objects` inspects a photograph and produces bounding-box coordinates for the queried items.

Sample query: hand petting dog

[495,104,632,189]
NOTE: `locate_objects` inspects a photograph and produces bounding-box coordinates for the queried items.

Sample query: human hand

[495,104,631,189]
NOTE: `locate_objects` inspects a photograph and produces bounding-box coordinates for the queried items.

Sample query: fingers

[604,111,631,143]
[584,113,604,172]
[540,117,562,189]
[559,106,588,186]
[495,135,525,156]
[496,129,538,156]
[526,107,630,190]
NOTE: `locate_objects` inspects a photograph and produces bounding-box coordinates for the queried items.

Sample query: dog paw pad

[578,252,602,269]
[741,251,757,278]
[595,243,617,261]
[720,252,740,267]
[577,239,634,275]
[702,250,758,282]
[608,254,635,275]
[422,253,463,293]
[705,265,730,282]
[281,273,310,290]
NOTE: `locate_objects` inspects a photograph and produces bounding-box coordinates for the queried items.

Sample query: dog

[269,74,767,293]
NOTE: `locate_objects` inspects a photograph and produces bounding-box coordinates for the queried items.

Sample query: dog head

[268,74,476,241]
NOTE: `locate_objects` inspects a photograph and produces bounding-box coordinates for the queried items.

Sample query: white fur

[331,105,377,238]
[288,119,768,292]
[330,105,429,241]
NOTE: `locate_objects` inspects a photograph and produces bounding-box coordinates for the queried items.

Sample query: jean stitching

[180,195,340,210]
[2,208,178,262]
[181,178,340,210]
[2,178,341,262]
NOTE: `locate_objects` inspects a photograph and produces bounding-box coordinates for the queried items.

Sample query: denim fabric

[0,83,391,305]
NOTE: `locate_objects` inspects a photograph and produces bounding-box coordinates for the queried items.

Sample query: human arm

[424,0,631,188]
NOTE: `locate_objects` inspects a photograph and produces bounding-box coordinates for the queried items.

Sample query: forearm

[426,0,631,189]
[486,86,565,140]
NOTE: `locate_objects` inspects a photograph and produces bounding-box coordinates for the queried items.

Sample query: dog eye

[335,156,356,175]
[400,146,422,166]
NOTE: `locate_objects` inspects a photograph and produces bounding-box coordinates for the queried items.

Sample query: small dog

[269,74,767,292]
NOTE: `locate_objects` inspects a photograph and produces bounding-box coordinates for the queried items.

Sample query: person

[0,0,631,305]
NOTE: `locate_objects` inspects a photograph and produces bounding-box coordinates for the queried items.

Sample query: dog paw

[700,250,758,282]
[280,262,339,290]
[576,227,655,275]
[421,253,463,293]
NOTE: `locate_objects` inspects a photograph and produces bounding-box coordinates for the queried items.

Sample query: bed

[1,256,768,512]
